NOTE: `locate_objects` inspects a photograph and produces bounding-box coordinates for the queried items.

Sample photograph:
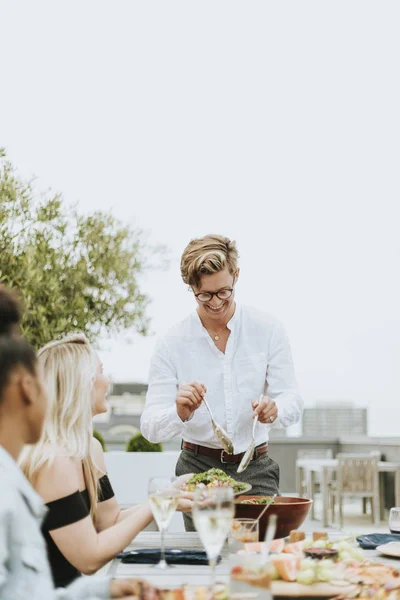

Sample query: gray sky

[1,1,399,435]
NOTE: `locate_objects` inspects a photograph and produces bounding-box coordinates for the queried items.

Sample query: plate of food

[235,531,372,597]
[182,468,252,496]
[130,582,227,600]
[376,541,400,558]
[336,561,400,599]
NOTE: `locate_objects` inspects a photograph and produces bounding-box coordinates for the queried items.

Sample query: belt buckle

[221,450,228,464]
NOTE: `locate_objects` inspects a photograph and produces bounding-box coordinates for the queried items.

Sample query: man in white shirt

[141,234,303,530]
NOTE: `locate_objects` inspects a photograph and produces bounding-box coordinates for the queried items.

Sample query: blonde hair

[180,234,239,288]
[21,333,100,517]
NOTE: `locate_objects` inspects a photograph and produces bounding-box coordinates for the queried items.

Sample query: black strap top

[41,474,115,588]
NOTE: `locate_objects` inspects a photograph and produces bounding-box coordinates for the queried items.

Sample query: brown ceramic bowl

[234,496,313,540]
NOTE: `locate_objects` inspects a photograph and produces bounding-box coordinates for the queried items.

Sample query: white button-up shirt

[141,304,303,454]
[0,445,110,600]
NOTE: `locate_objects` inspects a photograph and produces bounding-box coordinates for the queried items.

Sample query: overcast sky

[1,1,399,435]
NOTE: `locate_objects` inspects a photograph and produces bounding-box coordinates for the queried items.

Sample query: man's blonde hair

[180,234,239,288]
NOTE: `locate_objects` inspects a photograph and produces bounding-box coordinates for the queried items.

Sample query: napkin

[357,533,400,549]
[118,548,221,565]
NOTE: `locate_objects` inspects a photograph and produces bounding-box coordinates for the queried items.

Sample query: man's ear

[235,268,240,282]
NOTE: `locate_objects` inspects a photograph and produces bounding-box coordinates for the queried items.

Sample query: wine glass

[148,476,180,569]
[389,507,400,533]
[193,487,234,596]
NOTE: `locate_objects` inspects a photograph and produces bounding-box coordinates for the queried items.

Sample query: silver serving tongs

[237,394,262,473]
[202,396,234,454]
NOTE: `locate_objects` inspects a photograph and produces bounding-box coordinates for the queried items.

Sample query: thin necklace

[207,324,228,342]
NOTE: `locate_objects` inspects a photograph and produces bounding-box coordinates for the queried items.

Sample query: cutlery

[250,493,277,531]
[202,396,234,454]
[262,513,277,563]
[237,394,263,473]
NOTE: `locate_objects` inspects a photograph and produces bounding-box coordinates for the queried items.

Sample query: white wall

[104,451,185,532]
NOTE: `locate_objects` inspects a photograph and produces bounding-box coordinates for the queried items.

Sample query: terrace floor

[302,495,390,535]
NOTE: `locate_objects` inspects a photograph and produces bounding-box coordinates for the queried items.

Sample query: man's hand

[252,395,278,424]
[176,381,206,422]
[110,578,156,598]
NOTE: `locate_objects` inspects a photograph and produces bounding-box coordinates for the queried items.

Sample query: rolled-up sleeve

[140,338,186,443]
[267,321,303,427]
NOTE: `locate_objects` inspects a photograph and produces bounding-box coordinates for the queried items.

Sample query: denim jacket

[0,446,110,600]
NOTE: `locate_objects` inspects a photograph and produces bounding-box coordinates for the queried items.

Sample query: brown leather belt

[182,441,268,464]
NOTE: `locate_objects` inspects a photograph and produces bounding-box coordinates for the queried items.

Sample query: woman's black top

[41,474,115,588]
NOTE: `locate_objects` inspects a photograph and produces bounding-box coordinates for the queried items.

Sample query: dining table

[295,457,400,527]
[106,530,400,599]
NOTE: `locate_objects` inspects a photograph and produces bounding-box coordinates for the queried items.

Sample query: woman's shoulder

[39,445,82,471]
[35,450,84,503]
[91,437,107,476]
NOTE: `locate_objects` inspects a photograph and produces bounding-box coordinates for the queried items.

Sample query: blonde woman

[21,334,192,588]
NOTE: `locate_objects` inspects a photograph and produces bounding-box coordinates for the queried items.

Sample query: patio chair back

[336,452,379,494]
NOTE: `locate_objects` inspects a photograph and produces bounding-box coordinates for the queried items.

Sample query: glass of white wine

[193,487,234,596]
[148,476,180,569]
[389,507,400,533]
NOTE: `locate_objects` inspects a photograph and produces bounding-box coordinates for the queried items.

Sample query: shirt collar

[0,445,46,519]
[227,302,241,331]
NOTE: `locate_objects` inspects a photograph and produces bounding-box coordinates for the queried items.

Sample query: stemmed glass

[193,487,234,596]
[148,477,180,569]
[389,507,400,533]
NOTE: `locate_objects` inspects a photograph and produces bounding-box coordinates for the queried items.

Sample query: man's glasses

[193,277,235,303]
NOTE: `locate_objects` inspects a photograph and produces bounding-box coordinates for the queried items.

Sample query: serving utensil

[262,513,277,562]
[202,396,234,454]
[249,493,277,531]
[237,394,263,473]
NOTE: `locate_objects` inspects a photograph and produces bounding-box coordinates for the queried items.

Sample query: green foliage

[93,429,107,451]
[0,148,164,348]
[126,433,162,452]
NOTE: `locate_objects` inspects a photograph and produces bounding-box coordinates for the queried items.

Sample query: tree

[0,148,161,347]
[126,433,162,452]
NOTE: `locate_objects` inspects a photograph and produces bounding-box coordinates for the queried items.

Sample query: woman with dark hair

[0,335,154,600]
[0,283,22,336]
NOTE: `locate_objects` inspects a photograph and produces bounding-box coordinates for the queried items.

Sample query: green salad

[184,468,248,494]
[238,496,275,505]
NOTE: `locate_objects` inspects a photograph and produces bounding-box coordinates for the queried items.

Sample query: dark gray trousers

[175,448,280,531]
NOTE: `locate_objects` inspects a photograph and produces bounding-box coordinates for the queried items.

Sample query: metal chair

[329,452,380,527]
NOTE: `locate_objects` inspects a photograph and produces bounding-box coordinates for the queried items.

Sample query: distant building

[108,382,147,416]
[302,401,368,437]
[111,382,147,397]
[92,381,148,448]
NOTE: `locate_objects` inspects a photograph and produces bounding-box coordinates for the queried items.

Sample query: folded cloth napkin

[118,548,220,565]
[357,533,400,549]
